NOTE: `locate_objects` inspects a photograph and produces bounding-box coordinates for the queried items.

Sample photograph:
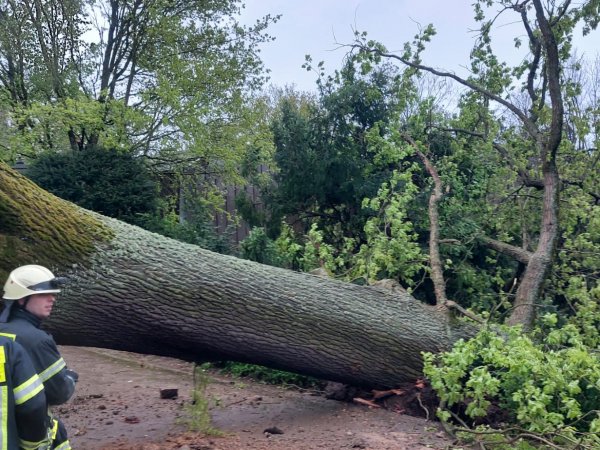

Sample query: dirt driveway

[57,346,456,449]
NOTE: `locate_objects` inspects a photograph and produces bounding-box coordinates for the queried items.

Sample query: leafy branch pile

[424,303,600,448]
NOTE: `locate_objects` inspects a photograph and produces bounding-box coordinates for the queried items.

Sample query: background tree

[0,0,278,227]
[344,0,599,330]
[259,61,404,253]
[335,2,600,446]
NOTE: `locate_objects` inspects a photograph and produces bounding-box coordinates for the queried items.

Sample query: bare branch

[352,45,540,140]
[479,236,532,264]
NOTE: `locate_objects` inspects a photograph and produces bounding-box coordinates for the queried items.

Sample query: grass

[178,364,224,436]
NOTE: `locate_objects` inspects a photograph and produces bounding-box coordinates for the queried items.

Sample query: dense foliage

[424,293,600,448]
[263,61,403,240]
[26,146,232,252]
[236,1,600,447]
[27,147,159,225]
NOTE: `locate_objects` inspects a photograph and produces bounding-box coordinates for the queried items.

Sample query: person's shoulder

[3,317,32,331]
[4,319,48,344]
[0,321,22,340]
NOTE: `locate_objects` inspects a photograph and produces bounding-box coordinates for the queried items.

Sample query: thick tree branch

[505,0,563,330]
[479,236,533,264]
[533,0,564,158]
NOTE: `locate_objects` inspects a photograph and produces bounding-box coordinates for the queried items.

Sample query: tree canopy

[233,5,600,444]
[0,0,277,185]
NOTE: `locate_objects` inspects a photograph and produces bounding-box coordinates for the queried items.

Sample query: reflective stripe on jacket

[0,335,49,450]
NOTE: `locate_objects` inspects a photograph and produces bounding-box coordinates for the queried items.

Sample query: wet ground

[58,346,456,449]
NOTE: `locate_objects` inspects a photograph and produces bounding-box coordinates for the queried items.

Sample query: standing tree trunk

[505,0,563,329]
[0,163,476,389]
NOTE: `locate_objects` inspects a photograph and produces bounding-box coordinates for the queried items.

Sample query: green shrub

[240,227,281,265]
[27,146,159,225]
[138,206,231,254]
[424,325,600,449]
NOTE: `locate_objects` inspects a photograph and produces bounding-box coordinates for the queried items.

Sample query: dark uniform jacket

[0,308,75,405]
[0,308,75,449]
[0,333,49,449]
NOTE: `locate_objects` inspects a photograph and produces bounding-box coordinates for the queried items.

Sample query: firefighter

[0,333,50,449]
[1,265,78,450]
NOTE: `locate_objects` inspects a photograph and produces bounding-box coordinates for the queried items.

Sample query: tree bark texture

[1,163,476,389]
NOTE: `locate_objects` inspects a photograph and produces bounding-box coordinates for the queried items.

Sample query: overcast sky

[239,1,599,92]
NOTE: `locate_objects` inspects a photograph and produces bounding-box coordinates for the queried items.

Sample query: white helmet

[2,265,63,300]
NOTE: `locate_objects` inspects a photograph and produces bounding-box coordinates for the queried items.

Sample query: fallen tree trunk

[0,162,476,388]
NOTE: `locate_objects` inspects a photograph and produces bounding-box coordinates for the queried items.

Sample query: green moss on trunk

[0,162,112,279]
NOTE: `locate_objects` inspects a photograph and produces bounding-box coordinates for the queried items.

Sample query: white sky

[239,1,599,92]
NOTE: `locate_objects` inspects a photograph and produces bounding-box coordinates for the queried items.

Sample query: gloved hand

[65,369,79,383]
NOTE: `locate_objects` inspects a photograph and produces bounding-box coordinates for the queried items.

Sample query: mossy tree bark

[1,163,476,388]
